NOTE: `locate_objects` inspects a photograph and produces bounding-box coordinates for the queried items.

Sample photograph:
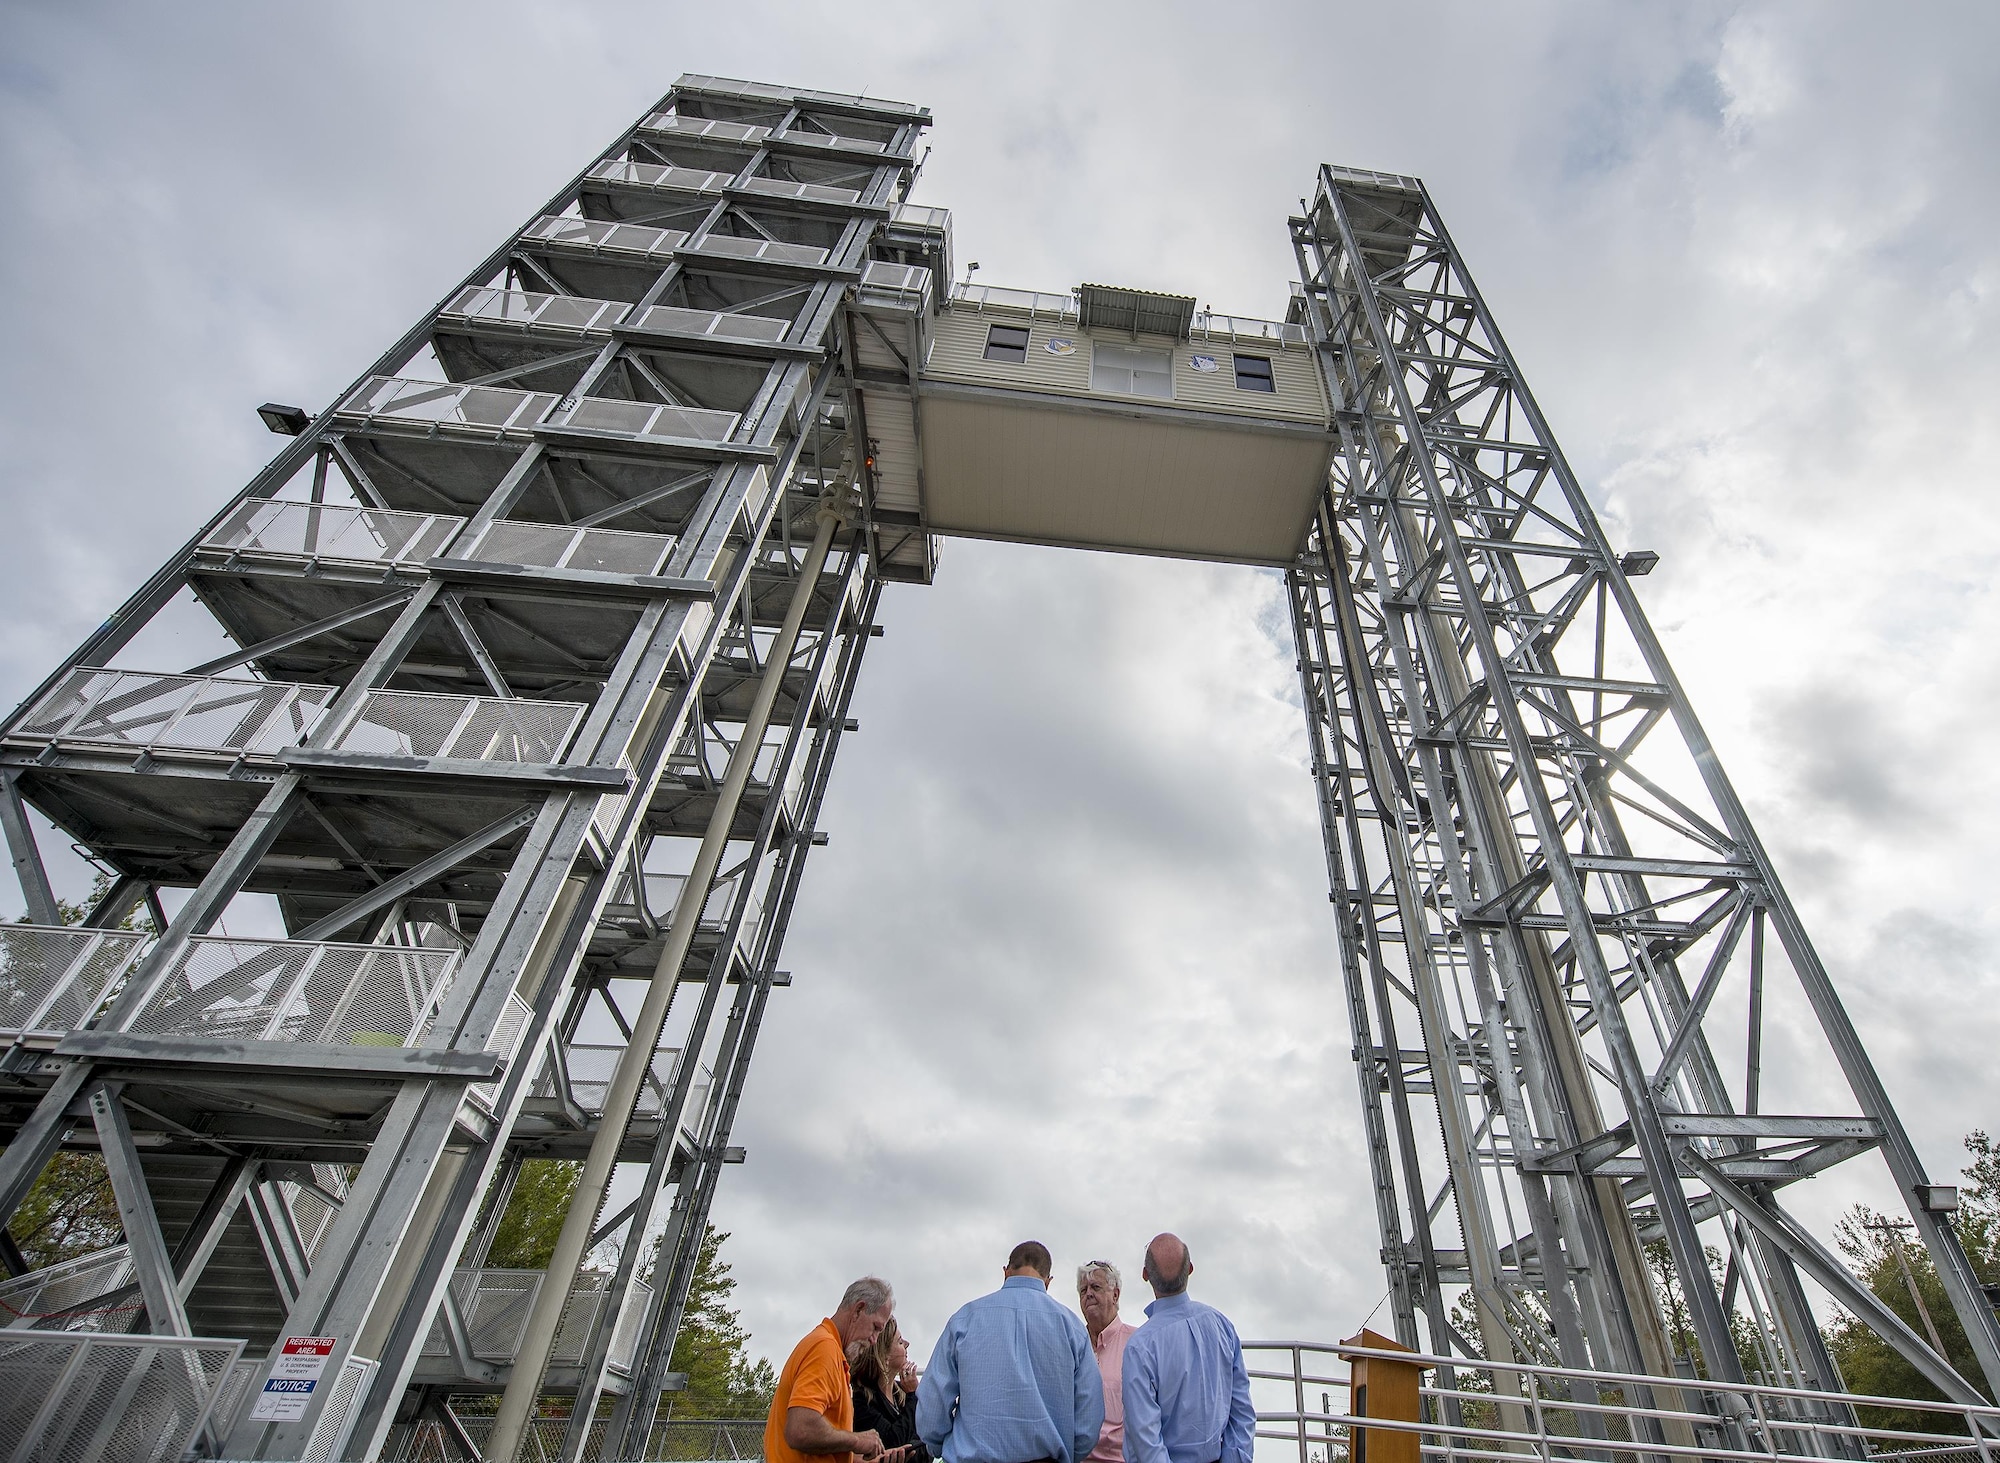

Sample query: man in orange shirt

[766,1276,897,1463]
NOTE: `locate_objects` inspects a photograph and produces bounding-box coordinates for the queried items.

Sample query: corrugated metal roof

[1076,283,1198,341]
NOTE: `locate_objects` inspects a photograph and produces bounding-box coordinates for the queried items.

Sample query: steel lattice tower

[0,77,1992,1463]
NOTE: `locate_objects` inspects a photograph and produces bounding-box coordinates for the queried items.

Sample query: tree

[1826,1131,2000,1429]
[485,1159,583,1270]
[664,1225,777,1419]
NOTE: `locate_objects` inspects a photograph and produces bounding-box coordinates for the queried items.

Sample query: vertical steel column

[488,501,848,1463]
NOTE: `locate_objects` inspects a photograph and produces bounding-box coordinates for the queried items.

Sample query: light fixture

[258,403,310,436]
[1620,549,1661,576]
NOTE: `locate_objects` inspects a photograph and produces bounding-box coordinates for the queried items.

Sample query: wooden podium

[1340,1329,1429,1463]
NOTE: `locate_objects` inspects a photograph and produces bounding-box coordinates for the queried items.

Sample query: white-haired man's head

[1078,1259,1122,1335]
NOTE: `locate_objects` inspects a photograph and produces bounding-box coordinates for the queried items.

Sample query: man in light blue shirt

[1121,1234,1254,1463]
[918,1240,1105,1463]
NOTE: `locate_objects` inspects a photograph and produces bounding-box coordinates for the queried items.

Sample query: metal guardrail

[0,925,148,1040]
[0,1331,243,1461]
[546,393,742,446]
[1193,309,1309,347]
[1245,1340,2000,1463]
[525,215,689,261]
[1324,163,1423,193]
[533,1041,711,1122]
[616,869,767,945]
[739,174,863,207]
[326,689,586,763]
[892,202,951,231]
[14,667,337,755]
[588,158,736,195]
[460,517,677,577]
[339,375,560,435]
[861,260,934,311]
[445,285,628,335]
[624,301,791,345]
[950,280,1079,320]
[639,113,772,146]
[0,1244,137,1331]
[692,233,831,268]
[119,935,461,1047]
[419,1268,650,1372]
[205,500,464,566]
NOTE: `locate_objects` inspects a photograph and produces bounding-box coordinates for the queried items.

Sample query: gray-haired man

[1079,1260,1137,1463]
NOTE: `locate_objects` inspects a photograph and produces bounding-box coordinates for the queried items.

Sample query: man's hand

[786,1408,883,1458]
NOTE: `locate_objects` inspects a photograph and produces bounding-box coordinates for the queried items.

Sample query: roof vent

[1077,283,1197,341]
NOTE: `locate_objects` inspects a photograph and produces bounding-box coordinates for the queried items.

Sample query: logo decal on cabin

[1189,353,1221,372]
[1044,337,1077,355]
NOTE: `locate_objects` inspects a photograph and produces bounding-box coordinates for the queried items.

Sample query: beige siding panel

[858,388,921,515]
[917,395,1329,564]
[924,307,1326,426]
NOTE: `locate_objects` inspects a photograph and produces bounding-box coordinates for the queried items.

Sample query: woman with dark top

[852,1317,928,1463]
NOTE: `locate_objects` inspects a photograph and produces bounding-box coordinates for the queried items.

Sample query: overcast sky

[4,1,1999,1375]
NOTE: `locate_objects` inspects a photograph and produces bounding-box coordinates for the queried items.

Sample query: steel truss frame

[1286,165,2000,1405]
[0,75,930,1463]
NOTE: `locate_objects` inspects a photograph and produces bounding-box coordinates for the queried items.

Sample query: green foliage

[485,1160,583,1270]
[8,1152,122,1271]
[1825,1131,2000,1429]
[666,1226,776,1419]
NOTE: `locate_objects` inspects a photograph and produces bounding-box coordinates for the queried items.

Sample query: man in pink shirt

[1078,1260,1138,1463]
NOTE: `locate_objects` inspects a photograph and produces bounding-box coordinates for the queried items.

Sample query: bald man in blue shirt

[918,1240,1104,1463]
[1120,1234,1255,1463]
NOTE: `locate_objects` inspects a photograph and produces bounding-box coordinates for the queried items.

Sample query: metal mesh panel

[629,303,790,344]
[739,175,861,206]
[0,925,146,1037]
[0,1245,137,1332]
[640,113,773,146]
[295,1354,375,1463]
[465,520,674,577]
[123,936,459,1046]
[525,215,689,259]
[532,1043,690,1117]
[695,234,830,267]
[588,159,732,194]
[421,1269,543,1360]
[554,395,739,445]
[329,690,584,763]
[444,287,623,335]
[204,501,464,565]
[0,1332,242,1463]
[338,376,557,433]
[15,669,334,754]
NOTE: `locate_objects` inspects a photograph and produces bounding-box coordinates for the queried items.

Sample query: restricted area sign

[247,1335,338,1422]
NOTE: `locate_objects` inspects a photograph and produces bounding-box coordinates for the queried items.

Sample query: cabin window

[1091,342,1174,400]
[1233,354,1276,392]
[983,324,1030,363]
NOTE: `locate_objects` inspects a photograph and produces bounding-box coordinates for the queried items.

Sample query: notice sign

[247,1335,337,1422]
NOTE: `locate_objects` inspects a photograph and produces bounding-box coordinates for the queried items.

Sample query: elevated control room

[848,276,1334,577]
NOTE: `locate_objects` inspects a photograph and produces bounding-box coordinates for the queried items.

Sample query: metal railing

[0,925,148,1040]
[623,301,791,345]
[615,869,767,945]
[949,280,1080,321]
[892,201,952,231]
[0,1245,138,1332]
[419,1269,650,1372]
[588,158,735,195]
[689,233,831,267]
[325,689,586,763]
[1193,309,1309,346]
[459,517,677,577]
[444,285,627,335]
[118,935,460,1047]
[1325,163,1423,192]
[13,667,335,755]
[546,393,742,446]
[739,174,862,206]
[0,1331,243,1462]
[338,375,560,435]
[533,1042,711,1122]
[524,214,689,260]
[1246,1340,2000,1463]
[638,113,771,147]
[861,260,934,311]
[203,500,464,567]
